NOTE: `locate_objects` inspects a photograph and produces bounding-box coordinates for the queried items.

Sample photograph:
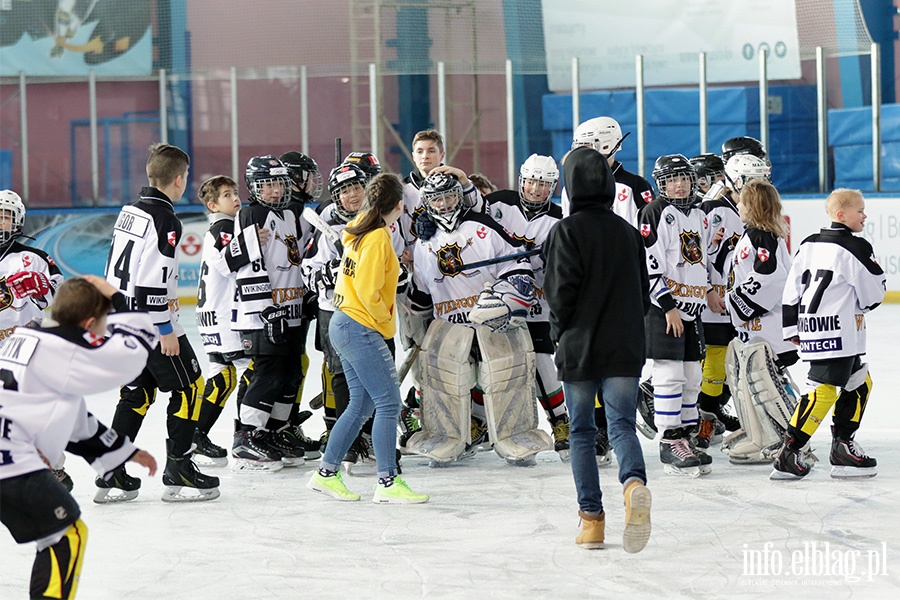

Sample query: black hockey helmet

[342,151,383,180]
[721,136,767,163]
[279,150,323,204]
[651,154,696,207]
[689,153,726,192]
[328,162,368,223]
[245,155,292,209]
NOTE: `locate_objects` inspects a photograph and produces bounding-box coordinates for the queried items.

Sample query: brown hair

[412,129,444,153]
[51,278,113,327]
[146,143,190,188]
[469,173,496,194]
[739,179,788,239]
[825,188,863,221]
[198,175,237,211]
[344,173,403,251]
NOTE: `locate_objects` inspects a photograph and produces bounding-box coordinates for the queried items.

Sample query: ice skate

[268,427,306,467]
[622,480,651,554]
[693,411,716,449]
[636,379,657,439]
[550,414,571,462]
[459,415,490,460]
[769,437,812,480]
[398,393,422,453]
[306,470,360,501]
[193,429,228,467]
[53,468,74,492]
[659,429,701,477]
[830,427,877,478]
[93,465,140,504]
[505,455,537,467]
[342,434,372,475]
[576,510,605,550]
[161,442,221,502]
[231,424,284,473]
[687,426,713,475]
[372,476,429,504]
[595,427,611,467]
[713,402,740,432]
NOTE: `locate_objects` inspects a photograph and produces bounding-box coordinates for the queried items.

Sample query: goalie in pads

[405,172,552,466]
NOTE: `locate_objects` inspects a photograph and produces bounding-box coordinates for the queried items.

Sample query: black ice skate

[268,428,306,467]
[162,442,221,502]
[288,411,322,460]
[830,427,877,478]
[595,427,611,467]
[231,426,284,473]
[459,415,489,460]
[342,434,372,475]
[770,437,812,480]
[713,402,740,432]
[193,429,228,467]
[636,379,657,439]
[686,428,713,476]
[550,414,571,462]
[53,468,74,492]
[93,465,141,504]
[659,428,701,477]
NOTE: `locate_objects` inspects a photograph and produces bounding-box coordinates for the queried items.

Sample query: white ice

[3,305,900,599]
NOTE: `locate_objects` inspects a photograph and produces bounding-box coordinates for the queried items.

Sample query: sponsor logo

[800,338,842,353]
[180,233,201,255]
[200,333,222,347]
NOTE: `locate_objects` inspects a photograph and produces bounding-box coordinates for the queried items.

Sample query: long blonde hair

[739,179,788,239]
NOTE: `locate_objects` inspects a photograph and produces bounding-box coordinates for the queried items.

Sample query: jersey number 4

[112,240,136,289]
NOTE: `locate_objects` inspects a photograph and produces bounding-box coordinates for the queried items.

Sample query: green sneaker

[372,476,429,504]
[306,471,360,502]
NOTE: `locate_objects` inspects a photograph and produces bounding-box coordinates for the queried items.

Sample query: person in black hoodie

[543,146,652,553]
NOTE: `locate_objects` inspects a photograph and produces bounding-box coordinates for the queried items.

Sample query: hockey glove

[260,305,289,345]
[413,211,438,241]
[396,264,410,295]
[6,271,51,299]
[316,258,341,292]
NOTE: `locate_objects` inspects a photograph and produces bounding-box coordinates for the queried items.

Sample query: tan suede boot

[623,480,652,553]
[576,510,605,549]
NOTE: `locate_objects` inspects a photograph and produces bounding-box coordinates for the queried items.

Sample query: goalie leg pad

[475,326,552,461]
[407,320,476,463]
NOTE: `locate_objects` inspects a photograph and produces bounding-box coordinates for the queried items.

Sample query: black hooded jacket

[543,147,650,380]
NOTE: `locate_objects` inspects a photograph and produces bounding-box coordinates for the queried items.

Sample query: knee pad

[32,519,88,600]
[202,364,237,408]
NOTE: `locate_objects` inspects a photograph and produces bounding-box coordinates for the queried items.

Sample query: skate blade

[92,488,139,504]
[698,464,713,476]
[623,486,652,554]
[281,456,305,467]
[505,455,537,467]
[230,458,284,473]
[728,455,773,465]
[428,459,454,468]
[830,466,877,478]
[342,461,375,476]
[301,449,322,461]
[595,453,612,468]
[193,454,228,468]
[768,468,808,480]
[556,448,571,462]
[161,486,221,503]
[636,420,657,440]
[662,464,701,478]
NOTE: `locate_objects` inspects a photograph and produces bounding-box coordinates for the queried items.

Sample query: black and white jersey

[0,308,157,480]
[783,224,886,360]
[638,198,709,321]
[196,213,241,354]
[409,211,532,327]
[301,204,347,314]
[105,187,183,336]
[700,193,744,325]
[0,241,64,339]
[228,201,310,331]
[728,228,794,354]
[486,189,561,324]
[561,160,655,226]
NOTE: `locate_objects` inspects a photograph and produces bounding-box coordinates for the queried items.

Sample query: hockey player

[192,176,250,467]
[405,172,552,466]
[486,154,571,460]
[226,156,311,470]
[703,136,770,201]
[280,150,324,206]
[638,155,713,476]
[103,143,218,502]
[544,146,652,553]
[307,173,428,503]
[690,153,726,198]
[773,189,885,480]
[722,179,799,464]
[0,275,158,599]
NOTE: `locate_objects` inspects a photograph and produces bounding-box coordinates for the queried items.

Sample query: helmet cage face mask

[246,158,292,209]
[518,154,558,217]
[655,171,697,207]
[0,191,25,246]
[689,154,725,193]
[286,163,323,203]
[329,164,368,223]
[421,172,464,232]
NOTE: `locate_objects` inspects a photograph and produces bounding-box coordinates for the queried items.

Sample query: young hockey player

[103,143,218,502]
[773,189,886,480]
[544,146,652,553]
[486,154,571,460]
[722,179,798,464]
[690,154,726,198]
[405,172,551,467]
[227,156,310,471]
[191,176,250,467]
[0,275,158,599]
[307,173,428,503]
[638,154,713,476]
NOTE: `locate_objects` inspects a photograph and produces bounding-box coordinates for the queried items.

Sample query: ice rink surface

[3,305,900,599]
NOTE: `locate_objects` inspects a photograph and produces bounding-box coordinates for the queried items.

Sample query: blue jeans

[563,377,647,515]
[322,310,400,478]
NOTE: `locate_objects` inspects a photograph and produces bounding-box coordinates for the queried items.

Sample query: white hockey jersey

[105,188,184,337]
[638,198,709,321]
[783,224,886,361]
[700,194,744,325]
[0,241,64,340]
[196,212,242,354]
[409,211,532,326]
[728,228,794,355]
[0,308,158,480]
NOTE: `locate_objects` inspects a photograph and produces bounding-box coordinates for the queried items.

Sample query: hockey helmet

[245,156,292,209]
[279,151,323,204]
[518,154,559,217]
[421,172,464,232]
[0,189,25,246]
[342,151,383,180]
[724,154,771,193]
[571,116,623,158]
[651,154,697,207]
[328,162,368,223]
[689,153,726,192]
[721,136,768,164]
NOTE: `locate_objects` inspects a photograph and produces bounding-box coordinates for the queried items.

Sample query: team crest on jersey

[617,188,628,202]
[739,246,751,260]
[436,243,465,277]
[680,231,703,265]
[757,247,770,262]
[0,278,13,310]
[282,235,301,266]
[220,232,233,246]
[476,226,488,239]
[711,214,722,227]
[167,231,177,247]
[640,223,651,238]
[641,190,653,204]
[22,255,32,268]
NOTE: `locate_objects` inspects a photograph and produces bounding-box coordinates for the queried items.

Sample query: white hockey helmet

[0,189,25,246]
[724,154,771,193]
[518,154,558,217]
[571,116,623,157]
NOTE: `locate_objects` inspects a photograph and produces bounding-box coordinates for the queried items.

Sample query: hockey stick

[448,248,540,275]
[397,344,420,385]
[335,137,342,168]
[302,206,343,254]
[602,130,631,160]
